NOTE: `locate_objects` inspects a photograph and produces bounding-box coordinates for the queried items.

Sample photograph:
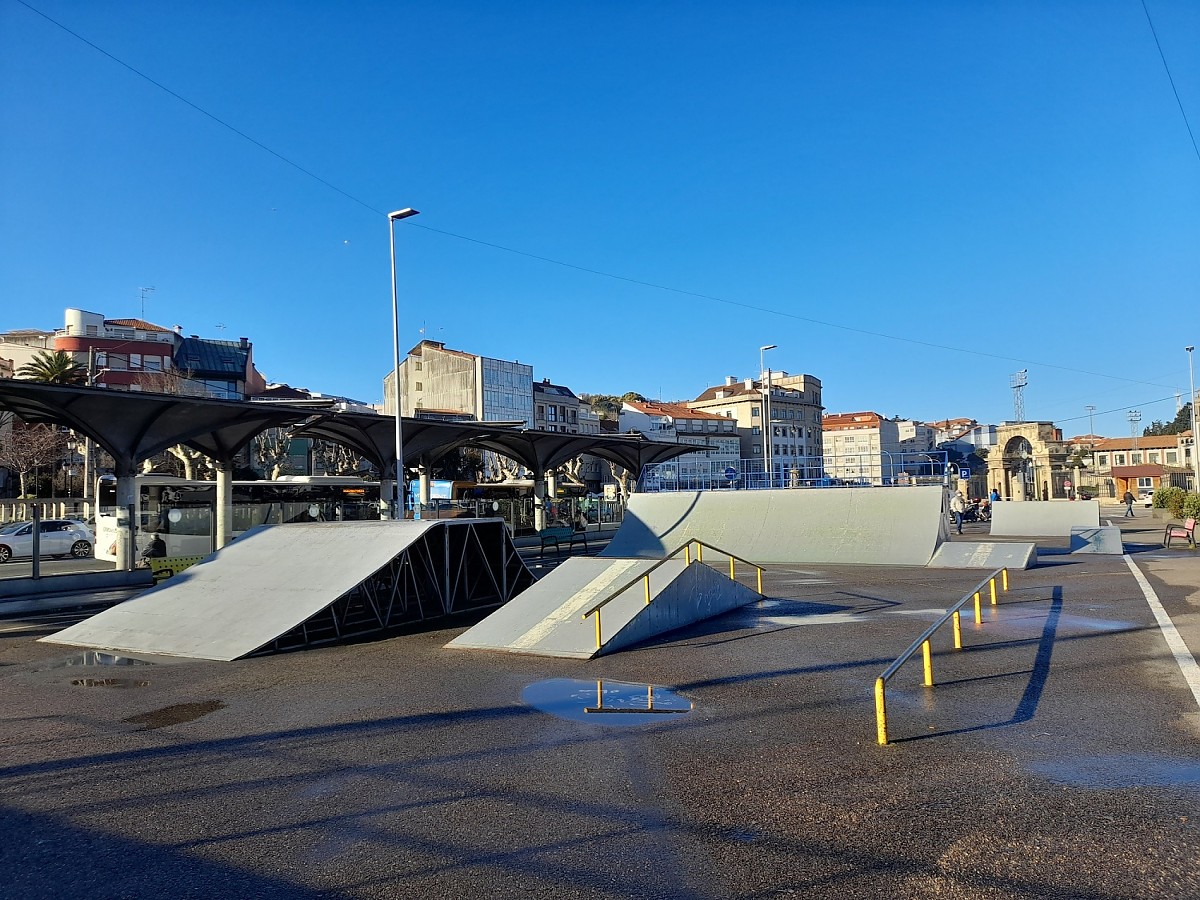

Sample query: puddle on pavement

[732,599,861,628]
[123,700,225,730]
[523,678,692,726]
[54,652,153,668]
[71,678,150,689]
[1030,756,1200,790]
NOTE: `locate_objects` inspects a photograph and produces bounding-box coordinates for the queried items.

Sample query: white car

[1139,490,1155,508]
[0,519,94,563]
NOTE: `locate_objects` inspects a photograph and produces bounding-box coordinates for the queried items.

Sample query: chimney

[190,334,199,339]
[744,378,754,390]
[725,375,736,386]
[239,337,249,349]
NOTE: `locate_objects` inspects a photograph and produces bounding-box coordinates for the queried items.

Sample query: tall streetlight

[760,344,777,489]
[389,208,420,519]
[1188,346,1198,491]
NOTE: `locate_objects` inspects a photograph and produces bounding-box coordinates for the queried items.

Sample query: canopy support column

[215,461,234,549]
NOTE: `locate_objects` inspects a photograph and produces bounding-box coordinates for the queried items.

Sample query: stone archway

[986,422,1069,502]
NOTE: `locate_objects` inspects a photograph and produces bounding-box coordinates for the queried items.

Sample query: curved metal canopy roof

[0,380,695,478]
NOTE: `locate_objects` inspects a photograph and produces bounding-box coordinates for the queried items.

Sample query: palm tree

[16,349,87,385]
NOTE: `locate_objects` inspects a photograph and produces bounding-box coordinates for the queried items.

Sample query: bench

[1163,518,1197,550]
[537,526,589,558]
[148,555,205,583]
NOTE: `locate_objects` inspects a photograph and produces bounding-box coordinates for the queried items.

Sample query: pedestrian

[950,491,966,534]
[990,487,1000,504]
[1123,489,1136,517]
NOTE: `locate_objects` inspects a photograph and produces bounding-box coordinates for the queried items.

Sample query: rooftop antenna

[1085,404,1096,439]
[1010,369,1028,423]
[1128,409,1142,450]
[139,285,155,320]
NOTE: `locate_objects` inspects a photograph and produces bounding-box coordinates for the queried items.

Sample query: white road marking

[1124,554,1200,710]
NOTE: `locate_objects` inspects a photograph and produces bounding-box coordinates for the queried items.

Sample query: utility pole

[1128,409,1142,452]
[1085,404,1096,439]
[1010,370,1028,423]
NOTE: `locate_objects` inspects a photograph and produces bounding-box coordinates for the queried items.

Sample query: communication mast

[1010,369,1028,423]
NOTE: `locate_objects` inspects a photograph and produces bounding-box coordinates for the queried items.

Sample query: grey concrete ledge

[0,569,153,601]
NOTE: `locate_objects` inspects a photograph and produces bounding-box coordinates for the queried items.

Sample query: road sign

[959,467,970,479]
[1064,479,1072,489]
[724,466,738,480]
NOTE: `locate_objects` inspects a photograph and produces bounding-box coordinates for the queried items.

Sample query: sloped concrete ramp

[602,487,949,566]
[929,541,1038,570]
[446,557,762,658]
[44,519,532,661]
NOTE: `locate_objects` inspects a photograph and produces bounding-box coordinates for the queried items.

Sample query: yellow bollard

[756,567,763,595]
[697,543,704,563]
[684,545,691,564]
[594,610,602,649]
[922,639,933,686]
[730,557,736,580]
[644,575,651,605]
[952,609,962,649]
[1002,567,1009,591]
[875,677,889,745]
[974,591,982,624]
[989,577,997,605]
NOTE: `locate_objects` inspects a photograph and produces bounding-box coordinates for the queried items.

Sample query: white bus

[94,474,382,561]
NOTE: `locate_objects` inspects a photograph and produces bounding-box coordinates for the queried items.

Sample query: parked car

[1139,490,1155,507]
[0,519,94,563]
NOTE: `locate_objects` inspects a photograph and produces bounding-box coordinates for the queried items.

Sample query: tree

[1144,403,1193,437]
[579,392,647,420]
[0,422,66,496]
[16,350,86,385]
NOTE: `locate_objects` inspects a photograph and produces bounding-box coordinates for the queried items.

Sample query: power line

[1140,0,1200,165]
[14,0,1187,394]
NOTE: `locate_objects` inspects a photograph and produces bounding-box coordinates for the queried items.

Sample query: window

[1167,451,1178,464]
[130,354,141,369]
[751,408,760,417]
[1115,453,1126,466]
[753,445,762,455]
[536,405,544,418]
[1131,452,1142,465]
[751,426,761,435]
[144,356,162,371]
[1149,451,1160,464]
[109,353,128,370]
[1097,453,1108,467]
[414,361,422,371]
[415,382,423,391]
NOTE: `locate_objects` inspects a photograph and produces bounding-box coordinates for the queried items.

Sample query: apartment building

[533,379,581,433]
[385,340,534,426]
[688,373,824,470]
[822,412,918,483]
[54,309,178,389]
[619,399,741,482]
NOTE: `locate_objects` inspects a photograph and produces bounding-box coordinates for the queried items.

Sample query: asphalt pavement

[1,514,1198,898]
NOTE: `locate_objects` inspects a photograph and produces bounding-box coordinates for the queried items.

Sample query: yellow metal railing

[581,539,765,651]
[874,566,1010,745]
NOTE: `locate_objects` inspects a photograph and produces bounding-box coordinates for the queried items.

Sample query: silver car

[0,519,95,563]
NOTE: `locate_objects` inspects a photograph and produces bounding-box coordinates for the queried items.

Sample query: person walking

[1123,489,1136,517]
[950,491,966,534]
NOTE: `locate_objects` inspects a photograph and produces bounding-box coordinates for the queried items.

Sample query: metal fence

[413,496,625,535]
[637,451,950,492]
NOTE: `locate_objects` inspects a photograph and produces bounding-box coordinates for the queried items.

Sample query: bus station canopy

[0,380,694,478]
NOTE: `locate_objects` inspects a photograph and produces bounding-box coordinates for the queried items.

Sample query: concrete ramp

[990,500,1100,536]
[1069,526,1123,555]
[602,487,948,566]
[447,557,762,658]
[43,519,532,661]
[929,541,1038,570]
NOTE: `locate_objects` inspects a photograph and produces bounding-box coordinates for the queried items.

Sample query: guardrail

[874,567,1010,745]
[580,539,764,651]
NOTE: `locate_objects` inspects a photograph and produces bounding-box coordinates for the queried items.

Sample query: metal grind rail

[581,539,764,651]
[874,567,1010,745]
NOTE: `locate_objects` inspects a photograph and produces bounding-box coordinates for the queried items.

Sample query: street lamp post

[1188,346,1198,492]
[760,344,776,489]
[388,208,420,520]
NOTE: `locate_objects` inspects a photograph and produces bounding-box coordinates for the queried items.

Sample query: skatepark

[3,486,1199,897]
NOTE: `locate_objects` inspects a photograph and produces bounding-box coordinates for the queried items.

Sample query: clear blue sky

[2,0,1197,437]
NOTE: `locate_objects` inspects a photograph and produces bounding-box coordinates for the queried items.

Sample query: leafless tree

[559,457,586,487]
[0,421,66,497]
[253,429,295,480]
[607,460,634,500]
[312,440,364,476]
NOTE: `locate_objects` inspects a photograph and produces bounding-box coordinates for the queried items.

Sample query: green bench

[537,526,589,558]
